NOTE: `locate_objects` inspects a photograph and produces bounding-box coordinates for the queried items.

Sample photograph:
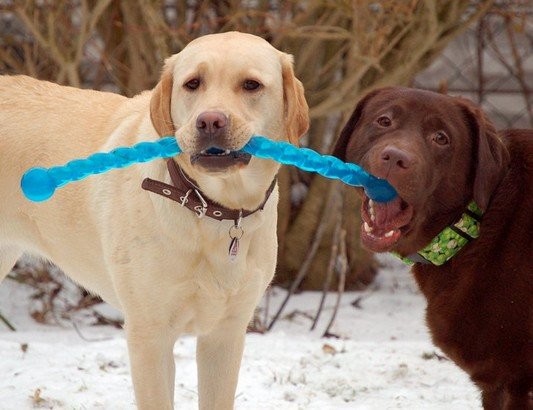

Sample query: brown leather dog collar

[141,159,276,222]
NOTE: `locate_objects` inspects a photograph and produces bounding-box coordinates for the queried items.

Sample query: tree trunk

[273,0,494,290]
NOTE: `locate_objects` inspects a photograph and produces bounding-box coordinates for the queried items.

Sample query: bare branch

[310,211,342,331]
[267,181,340,330]
[0,311,16,331]
[322,228,347,338]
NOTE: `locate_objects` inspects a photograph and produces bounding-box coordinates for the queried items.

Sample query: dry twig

[322,228,347,338]
[267,181,340,330]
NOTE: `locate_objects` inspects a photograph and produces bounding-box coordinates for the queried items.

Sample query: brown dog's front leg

[196,325,246,410]
[126,323,176,410]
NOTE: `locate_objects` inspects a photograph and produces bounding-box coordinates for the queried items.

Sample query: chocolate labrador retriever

[333,87,532,409]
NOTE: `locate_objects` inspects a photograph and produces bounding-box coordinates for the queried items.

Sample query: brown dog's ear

[458,98,509,211]
[150,62,175,137]
[332,88,384,160]
[281,53,309,145]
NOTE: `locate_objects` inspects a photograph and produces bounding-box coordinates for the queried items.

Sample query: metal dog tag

[228,237,240,261]
[228,211,244,262]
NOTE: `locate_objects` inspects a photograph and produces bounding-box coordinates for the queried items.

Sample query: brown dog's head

[149,31,308,174]
[333,87,509,256]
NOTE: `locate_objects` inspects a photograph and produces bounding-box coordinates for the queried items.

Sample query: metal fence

[413,2,532,129]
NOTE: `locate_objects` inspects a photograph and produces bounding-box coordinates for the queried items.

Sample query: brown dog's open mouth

[360,194,413,252]
[190,147,252,171]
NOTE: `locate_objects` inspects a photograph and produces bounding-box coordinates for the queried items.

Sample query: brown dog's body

[415,129,532,409]
[333,87,532,409]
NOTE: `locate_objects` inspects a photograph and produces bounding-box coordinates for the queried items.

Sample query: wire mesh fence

[413,1,532,129]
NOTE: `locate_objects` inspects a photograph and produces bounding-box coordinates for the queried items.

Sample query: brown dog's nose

[196,111,228,140]
[380,146,414,170]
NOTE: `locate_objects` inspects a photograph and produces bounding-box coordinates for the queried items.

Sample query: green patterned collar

[394,202,483,266]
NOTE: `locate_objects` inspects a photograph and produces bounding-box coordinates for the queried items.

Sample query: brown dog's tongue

[372,196,403,228]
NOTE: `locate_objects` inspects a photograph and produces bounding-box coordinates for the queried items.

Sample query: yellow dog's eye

[243,80,261,91]
[184,78,200,90]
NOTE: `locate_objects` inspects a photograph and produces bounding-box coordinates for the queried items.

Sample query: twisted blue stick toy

[20,136,396,203]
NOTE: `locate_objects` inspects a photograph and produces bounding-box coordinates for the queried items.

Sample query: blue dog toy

[20,136,396,203]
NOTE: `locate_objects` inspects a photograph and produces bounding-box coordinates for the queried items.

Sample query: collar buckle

[193,189,208,218]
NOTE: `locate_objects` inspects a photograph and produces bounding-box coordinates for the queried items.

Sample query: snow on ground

[0,254,481,409]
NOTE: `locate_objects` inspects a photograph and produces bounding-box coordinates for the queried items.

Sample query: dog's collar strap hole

[394,201,483,266]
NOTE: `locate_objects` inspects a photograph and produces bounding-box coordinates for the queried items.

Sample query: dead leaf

[322,343,337,355]
[31,388,44,405]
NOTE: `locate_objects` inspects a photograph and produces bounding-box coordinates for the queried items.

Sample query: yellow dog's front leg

[126,321,176,410]
[196,322,248,410]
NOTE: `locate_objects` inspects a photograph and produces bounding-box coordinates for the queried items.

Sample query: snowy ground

[0,254,481,410]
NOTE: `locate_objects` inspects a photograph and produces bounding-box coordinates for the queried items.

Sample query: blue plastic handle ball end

[21,167,56,202]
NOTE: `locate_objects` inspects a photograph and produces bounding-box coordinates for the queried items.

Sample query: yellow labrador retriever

[0,32,308,409]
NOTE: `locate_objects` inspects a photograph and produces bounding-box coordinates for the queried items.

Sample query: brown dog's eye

[184,78,200,90]
[376,116,392,127]
[433,131,450,146]
[243,80,262,91]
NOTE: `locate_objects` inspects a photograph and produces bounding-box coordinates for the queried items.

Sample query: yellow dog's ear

[150,58,175,137]
[281,53,309,145]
